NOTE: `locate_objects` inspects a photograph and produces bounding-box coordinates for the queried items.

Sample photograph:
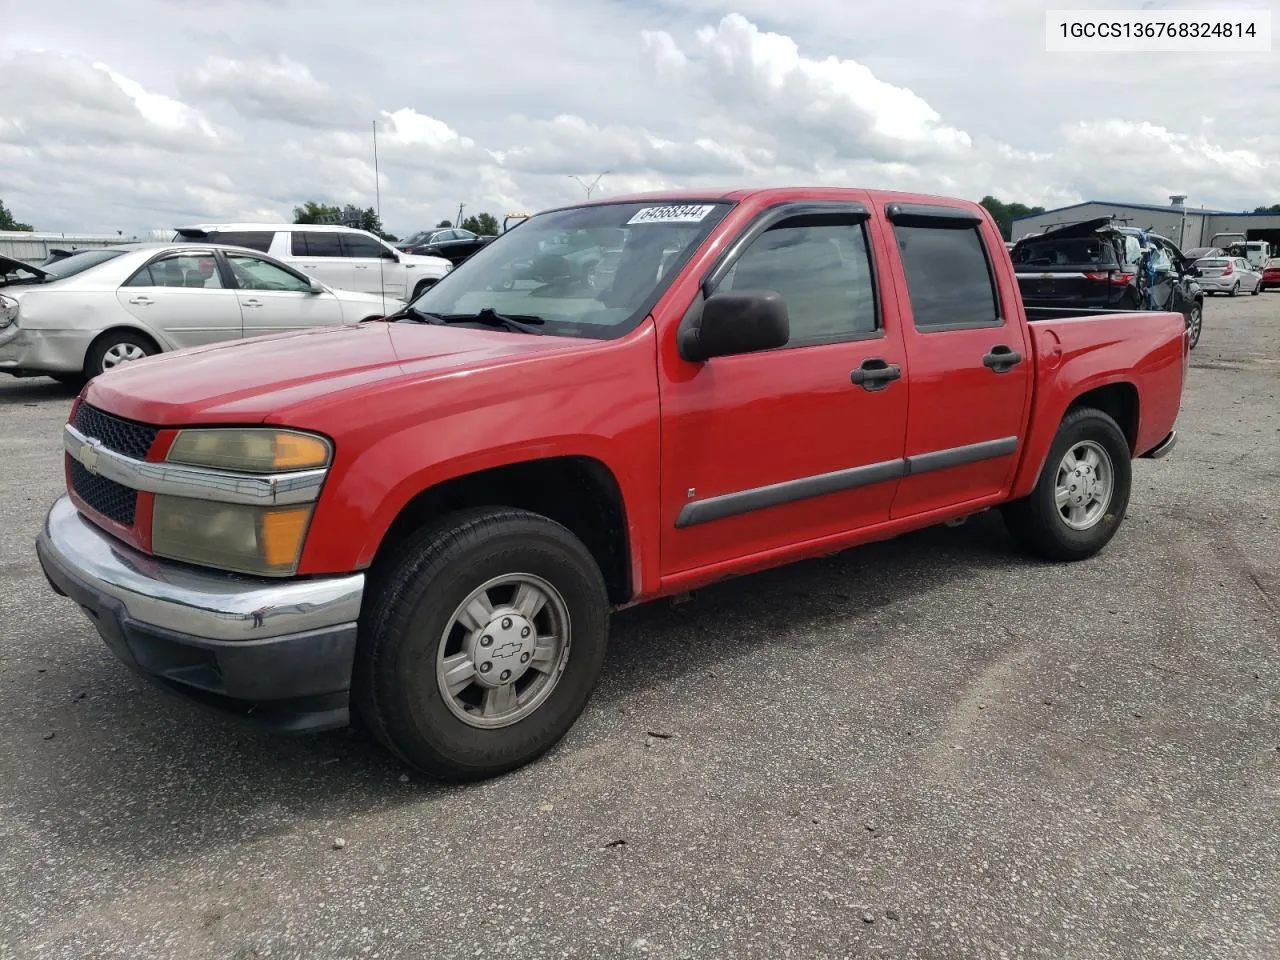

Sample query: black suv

[1011,217,1205,348]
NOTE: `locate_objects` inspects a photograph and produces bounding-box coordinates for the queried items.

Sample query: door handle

[849,358,902,392]
[982,345,1023,373]
[241,299,263,308]
[127,296,154,305]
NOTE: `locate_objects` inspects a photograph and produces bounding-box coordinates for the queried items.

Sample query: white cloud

[0,2,1277,240]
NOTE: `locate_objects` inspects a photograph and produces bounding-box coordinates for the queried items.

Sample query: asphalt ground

[1,294,1277,960]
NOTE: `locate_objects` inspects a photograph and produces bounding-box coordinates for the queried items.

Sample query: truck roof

[566,186,986,210]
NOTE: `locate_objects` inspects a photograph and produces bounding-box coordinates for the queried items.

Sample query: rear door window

[895,225,1001,330]
[293,232,342,257]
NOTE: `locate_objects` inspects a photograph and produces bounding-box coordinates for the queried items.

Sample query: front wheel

[411,279,437,300]
[1000,407,1132,562]
[1250,281,1261,295]
[354,507,610,780]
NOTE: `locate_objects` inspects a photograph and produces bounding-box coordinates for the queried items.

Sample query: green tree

[460,212,499,236]
[979,196,1047,240]
[0,198,34,232]
[1253,203,1280,214]
[293,201,396,242]
[437,218,454,228]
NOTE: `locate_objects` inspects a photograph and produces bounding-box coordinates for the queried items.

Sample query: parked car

[396,228,497,265]
[1183,246,1224,260]
[1011,218,1205,348]
[0,243,392,383]
[172,223,451,302]
[1192,256,1263,296]
[38,187,1186,780]
[1260,257,1280,292]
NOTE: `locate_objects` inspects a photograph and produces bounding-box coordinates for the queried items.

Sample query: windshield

[1013,235,1118,267]
[40,248,127,279]
[409,201,732,338]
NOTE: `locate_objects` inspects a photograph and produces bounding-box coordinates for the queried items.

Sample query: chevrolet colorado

[37,188,1187,780]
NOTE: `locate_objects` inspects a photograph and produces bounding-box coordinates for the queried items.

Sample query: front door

[879,205,1032,519]
[289,231,354,292]
[222,252,343,336]
[341,232,405,300]
[658,203,910,575]
[116,250,243,348]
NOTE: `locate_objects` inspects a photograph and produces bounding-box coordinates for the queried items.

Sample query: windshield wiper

[437,307,545,335]
[383,305,444,324]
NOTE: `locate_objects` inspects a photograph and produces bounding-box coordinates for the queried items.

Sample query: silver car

[1192,256,1263,297]
[0,243,397,383]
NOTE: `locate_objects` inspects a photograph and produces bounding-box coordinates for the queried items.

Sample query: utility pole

[568,172,610,199]
[455,202,465,228]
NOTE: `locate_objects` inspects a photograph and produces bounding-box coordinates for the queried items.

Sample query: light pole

[569,172,610,199]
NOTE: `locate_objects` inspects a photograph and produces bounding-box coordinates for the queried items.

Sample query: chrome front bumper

[36,495,365,731]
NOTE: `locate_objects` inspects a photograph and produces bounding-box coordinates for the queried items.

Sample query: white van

[173,223,452,302]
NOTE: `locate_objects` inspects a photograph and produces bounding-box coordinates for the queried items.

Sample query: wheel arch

[363,454,634,606]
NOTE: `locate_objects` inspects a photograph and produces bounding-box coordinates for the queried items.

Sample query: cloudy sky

[1,0,1277,238]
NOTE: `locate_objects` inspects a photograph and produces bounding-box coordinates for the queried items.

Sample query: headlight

[166,428,331,473]
[152,496,314,577]
[0,295,17,328]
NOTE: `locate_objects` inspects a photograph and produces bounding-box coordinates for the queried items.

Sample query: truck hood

[84,322,594,426]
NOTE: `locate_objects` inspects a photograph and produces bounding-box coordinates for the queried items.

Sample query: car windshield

[409,201,732,339]
[40,248,127,279]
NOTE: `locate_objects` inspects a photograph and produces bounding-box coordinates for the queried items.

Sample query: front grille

[69,459,137,526]
[73,403,158,460]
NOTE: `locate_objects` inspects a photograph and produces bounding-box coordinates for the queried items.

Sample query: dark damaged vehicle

[1011,218,1205,348]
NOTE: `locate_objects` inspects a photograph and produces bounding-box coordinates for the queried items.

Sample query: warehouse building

[1010,197,1280,252]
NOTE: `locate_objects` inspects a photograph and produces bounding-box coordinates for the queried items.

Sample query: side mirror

[679,290,790,363]
[308,277,324,294]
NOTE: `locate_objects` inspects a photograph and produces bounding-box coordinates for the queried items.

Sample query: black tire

[1229,282,1239,297]
[51,373,86,389]
[1250,282,1260,296]
[354,507,610,780]
[1185,302,1202,350]
[411,279,436,300]
[1000,407,1132,562]
[83,330,156,379]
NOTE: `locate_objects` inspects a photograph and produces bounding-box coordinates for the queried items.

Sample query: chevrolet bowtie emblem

[80,439,102,475]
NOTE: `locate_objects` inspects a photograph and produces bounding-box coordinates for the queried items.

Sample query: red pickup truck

[37,188,1186,780]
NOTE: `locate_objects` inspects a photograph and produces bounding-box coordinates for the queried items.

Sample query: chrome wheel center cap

[469,612,536,688]
[1068,465,1097,505]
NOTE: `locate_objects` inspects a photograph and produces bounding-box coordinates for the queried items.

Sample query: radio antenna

[373,119,387,316]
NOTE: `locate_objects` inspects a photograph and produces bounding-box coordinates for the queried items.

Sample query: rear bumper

[1140,429,1178,460]
[36,495,365,732]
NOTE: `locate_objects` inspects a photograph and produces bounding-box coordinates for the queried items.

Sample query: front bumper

[36,495,365,732]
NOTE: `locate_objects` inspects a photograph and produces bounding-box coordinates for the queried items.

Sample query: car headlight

[152,428,332,576]
[0,294,17,328]
[152,497,313,577]
[165,428,331,473]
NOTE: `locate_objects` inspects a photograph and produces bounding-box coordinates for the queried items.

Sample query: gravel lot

[2,296,1277,960]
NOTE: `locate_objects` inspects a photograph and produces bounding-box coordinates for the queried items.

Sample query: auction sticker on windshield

[627,204,717,225]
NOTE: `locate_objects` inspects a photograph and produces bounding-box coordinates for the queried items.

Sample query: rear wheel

[83,330,156,379]
[1001,407,1132,562]
[1229,282,1240,297]
[354,507,610,780]
[1185,302,1202,350]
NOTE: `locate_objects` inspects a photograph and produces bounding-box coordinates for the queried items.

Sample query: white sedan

[0,243,399,383]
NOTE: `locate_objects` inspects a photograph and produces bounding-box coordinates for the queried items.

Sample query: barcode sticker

[626,204,717,225]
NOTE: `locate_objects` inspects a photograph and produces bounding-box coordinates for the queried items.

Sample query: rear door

[340,232,405,299]
[222,252,342,336]
[289,231,353,291]
[879,202,1032,519]
[116,250,243,348]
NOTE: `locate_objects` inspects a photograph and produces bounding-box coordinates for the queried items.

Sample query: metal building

[0,231,139,262]
[1011,197,1280,253]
